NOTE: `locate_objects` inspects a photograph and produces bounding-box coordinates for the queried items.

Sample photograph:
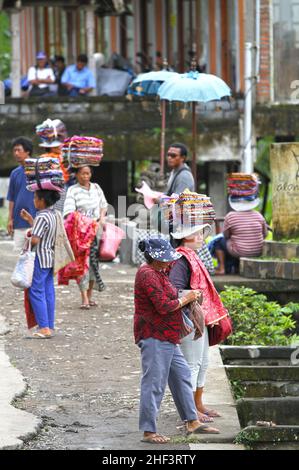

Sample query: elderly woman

[63,166,107,309]
[134,238,219,444]
[169,223,228,423]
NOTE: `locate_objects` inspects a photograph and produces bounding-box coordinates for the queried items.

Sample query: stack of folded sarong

[160,193,179,226]
[36,119,67,147]
[173,189,216,226]
[24,154,65,192]
[62,136,104,168]
[227,173,259,202]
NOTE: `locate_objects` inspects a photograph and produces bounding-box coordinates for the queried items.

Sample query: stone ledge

[239,257,299,280]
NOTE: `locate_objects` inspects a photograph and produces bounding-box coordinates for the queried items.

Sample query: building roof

[1,0,132,15]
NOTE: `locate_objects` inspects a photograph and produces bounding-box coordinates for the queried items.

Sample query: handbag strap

[167,167,191,196]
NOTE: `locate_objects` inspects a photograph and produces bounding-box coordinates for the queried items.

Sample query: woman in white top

[64,166,108,309]
[28,51,55,97]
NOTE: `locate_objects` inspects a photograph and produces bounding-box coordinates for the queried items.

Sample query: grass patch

[0,206,8,230]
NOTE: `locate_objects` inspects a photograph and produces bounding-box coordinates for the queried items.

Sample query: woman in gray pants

[134,238,219,444]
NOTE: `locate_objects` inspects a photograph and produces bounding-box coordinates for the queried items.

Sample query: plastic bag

[11,239,36,289]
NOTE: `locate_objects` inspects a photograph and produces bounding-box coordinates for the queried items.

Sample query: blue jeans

[29,256,55,329]
[208,234,239,274]
[138,337,198,433]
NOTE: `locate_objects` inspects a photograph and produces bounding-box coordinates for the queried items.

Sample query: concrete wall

[0,97,240,171]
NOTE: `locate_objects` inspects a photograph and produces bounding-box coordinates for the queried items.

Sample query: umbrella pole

[160,99,166,176]
[192,101,197,183]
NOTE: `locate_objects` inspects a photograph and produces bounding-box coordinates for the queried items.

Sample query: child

[21,189,60,338]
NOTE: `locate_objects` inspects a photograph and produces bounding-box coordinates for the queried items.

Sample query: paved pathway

[0,240,243,450]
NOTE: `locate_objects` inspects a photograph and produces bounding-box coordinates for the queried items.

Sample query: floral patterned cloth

[176,246,228,326]
[58,211,98,285]
[134,264,182,345]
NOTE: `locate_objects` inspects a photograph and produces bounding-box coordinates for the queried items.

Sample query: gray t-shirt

[166,163,195,195]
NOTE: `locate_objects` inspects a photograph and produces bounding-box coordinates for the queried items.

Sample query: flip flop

[32,332,52,339]
[141,434,170,444]
[198,412,214,423]
[89,301,98,307]
[80,304,90,310]
[186,424,220,435]
[204,409,222,418]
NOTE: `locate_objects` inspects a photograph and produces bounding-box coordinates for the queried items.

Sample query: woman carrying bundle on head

[209,173,268,275]
[62,165,108,309]
[168,191,230,426]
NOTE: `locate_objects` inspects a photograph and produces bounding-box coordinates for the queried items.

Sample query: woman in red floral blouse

[134,238,219,444]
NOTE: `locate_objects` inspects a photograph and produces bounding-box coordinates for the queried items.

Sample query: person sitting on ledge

[61,54,96,97]
[208,173,268,275]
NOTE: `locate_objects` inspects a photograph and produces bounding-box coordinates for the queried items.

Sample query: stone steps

[225,365,299,382]
[237,398,299,427]
[239,381,299,398]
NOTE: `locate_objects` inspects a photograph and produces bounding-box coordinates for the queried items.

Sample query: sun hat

[36,51,47,60]
[171,223,212,240]
[135,181,163,210]
[228,196,260,212]
[139,238,182,262]
[39,140,63,148]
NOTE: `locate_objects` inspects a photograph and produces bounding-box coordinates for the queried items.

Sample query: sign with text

[271,143,299,240]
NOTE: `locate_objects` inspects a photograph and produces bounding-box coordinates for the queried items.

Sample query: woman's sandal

[89,301,98,307]
[32,331,52,339]
[80,304,90,310]
[203,408,222,418]
[186,424,220,435]
[197,411,214,423]
[141,433,170,444]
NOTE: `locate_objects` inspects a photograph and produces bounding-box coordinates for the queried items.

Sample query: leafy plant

[220,286,299,346]
[230,380,246,400]
[0,13,11,80]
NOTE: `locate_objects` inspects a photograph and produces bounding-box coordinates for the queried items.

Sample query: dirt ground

[0,241,189,450]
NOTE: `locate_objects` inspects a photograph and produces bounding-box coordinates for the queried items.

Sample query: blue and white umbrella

[158,69,231,180]
[128,70,179,174]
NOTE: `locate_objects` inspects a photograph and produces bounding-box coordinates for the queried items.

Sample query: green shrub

[220,286,299,346]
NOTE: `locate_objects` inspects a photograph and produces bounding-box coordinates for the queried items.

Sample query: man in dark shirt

[7,137,36,252]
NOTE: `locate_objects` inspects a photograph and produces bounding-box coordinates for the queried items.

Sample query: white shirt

[27,66,55,89]
[63,183,108,220]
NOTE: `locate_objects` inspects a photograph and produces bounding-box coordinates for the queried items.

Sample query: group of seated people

[27,52,96,97]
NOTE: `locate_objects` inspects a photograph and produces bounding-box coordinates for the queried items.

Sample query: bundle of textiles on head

[160,189,215,228]
[62,135,104,168]
[227,173,259,202]
[36,119,67,146]
[24,154,65,192]
[173,189,216,226]
[160,193,179,226]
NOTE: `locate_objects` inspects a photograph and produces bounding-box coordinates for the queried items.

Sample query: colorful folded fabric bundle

[62,136,104,168]
[174,189,216,226]
[36,119,67,146]
[160,189,215,228]
[227,173,259,202]
[160,194,179,224]
[24,154,65,192]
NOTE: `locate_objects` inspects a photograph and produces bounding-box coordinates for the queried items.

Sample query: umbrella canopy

[157,70,231,181]
[129,70,179,96]
[158,70,231,102]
